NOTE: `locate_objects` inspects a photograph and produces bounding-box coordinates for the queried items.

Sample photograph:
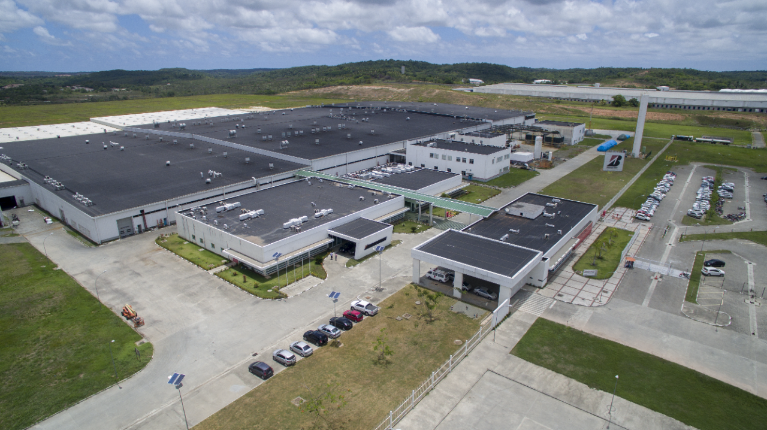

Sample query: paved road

[399,305,693,430]
[13,207,438,430]
[753,131,765,149]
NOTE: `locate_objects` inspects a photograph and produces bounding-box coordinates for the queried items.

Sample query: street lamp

[376,245,385,291]
[95,269,107,303]
[108,339,121,389]
[168,373,189,430]
[43,232,54,258]
[607,374,619,428]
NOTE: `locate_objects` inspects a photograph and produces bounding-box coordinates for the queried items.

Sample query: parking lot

[416,268,500,311]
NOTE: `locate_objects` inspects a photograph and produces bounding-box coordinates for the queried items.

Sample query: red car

[343,309,363,322]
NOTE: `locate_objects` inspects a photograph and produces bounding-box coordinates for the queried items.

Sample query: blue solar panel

[168,373,185,385]
[329,291,340,299]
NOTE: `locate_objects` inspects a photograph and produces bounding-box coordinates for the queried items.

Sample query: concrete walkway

[752,131,765,149]
[398,309,693,430]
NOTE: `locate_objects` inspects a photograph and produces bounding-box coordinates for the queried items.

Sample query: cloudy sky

[1,0,765,72]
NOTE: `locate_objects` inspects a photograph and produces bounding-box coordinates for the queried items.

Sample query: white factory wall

[310,141,405,171]
[406,145,511,181]
[351,226,393,260]
[178,194,404,264]
[416,174,463,196]
[318,155,390,177]
[536,122,586,145]
[456,133,506,147]
[0,181,33,207]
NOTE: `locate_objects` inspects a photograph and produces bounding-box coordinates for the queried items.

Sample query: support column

[453,272,463,298]
[633,93,649,158]
[429,203,433,225]
[412,259,421,284]
[498,284,513,306]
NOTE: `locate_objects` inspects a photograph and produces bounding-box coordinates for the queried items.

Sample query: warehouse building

[176,178,403,275]
[534,120,586,145]
[412,193,598,305]
[405,139,512,181]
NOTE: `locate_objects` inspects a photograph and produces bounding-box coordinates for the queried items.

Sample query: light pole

[43,232,54,259]
[607,374,619,428]
[108,339,121,389]
[168,373,189,430]
[95,269,107,303]
[272,252,282,287]
[376,245,385,291]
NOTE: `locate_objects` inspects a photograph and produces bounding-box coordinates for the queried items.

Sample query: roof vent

[545,223,555,228]
[500,234,509,241]
[166,161,171,166]
[509,229,520,234]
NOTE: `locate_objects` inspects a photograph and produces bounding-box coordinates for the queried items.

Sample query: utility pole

[607,375,619,428]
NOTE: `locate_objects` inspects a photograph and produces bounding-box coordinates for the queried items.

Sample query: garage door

[116,217,134,238]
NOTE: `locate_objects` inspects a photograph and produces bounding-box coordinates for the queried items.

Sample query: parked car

[272,349,297,366]
[701,267,725,277]
[704,259,726,267]
[329,316,353,331]
[343,309,363,322]
[461,281,473,292]
[473,287,498,300]
[290,341,313,357]
[318,324,342,339]
[303,330,329,346]
[249,361,274,379]
[426,269,453,283]
[635,213,651,221]
[351,299,379,316]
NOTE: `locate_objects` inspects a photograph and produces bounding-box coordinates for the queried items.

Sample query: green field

[218,254,328,299]
[541,138,667,208]
[0,94,352,128]
[579,137,607,146]
[391,220,431,234]
[0,243,153,430]
[156,233,227,269]
[680,231,767,248]
[512,318,767,430]
[480,169,539,188]
[572,228,633,279]
[196,284,484,430]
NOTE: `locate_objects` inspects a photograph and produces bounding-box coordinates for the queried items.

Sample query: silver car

[318,324,342,339]
[290,341,313,357]
[473,287,498,300]
[272,349,297,366]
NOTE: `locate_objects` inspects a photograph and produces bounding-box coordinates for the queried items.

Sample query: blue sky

[1,0,766,72]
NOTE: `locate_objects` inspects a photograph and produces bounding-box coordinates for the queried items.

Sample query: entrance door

[116,217,134,238]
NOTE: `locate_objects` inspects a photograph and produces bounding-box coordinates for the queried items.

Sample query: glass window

[447,156,452,161]
[442,154,446,160]
[469,159,474,164]
[447,168,451,173]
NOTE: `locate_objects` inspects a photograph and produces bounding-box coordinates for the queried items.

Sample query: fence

[371,298,510,430]
[619,228,639,263]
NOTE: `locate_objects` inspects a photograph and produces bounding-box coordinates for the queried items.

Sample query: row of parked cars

[247,299,380,379]
[701,258,726,277]
[687,177,736,220]
[426,268,498,300]
[636,171,676,221]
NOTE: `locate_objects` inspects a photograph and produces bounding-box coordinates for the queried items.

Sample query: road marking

[670,165,696,222]
[642,225,679,307]
[748,262,758,337]
[743,170,751,221]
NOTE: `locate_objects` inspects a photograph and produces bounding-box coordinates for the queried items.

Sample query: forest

[1,60,765,105]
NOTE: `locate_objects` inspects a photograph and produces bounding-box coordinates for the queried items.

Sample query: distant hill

[1,61,765,105]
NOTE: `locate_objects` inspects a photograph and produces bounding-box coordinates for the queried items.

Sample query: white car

[473,288,498,300]
[635,213,651,221]
[318,324,342,339]
[290,341,313,357]
[272,349,297,366]
[350,299,379,316]
[701,267,725,277]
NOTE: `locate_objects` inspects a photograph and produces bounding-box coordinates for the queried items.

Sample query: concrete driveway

[11,207,438,430]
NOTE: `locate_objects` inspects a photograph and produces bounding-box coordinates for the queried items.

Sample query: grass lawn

[579,137,607,146]
[454,184,501,204]
[591,134,612,139]
[681,231,767,247]
[219,256,328,299]
[0,227,19,237]
[156,233,227,269]
[0,243,153,430]
[511,318,767,430]
[346,240,402,268]
[572,228,633,279]
[391,220,431,234]
[480,169,539,188]
[541,138,666,208]
[0,94,352,128]
[64,226,97,247]
[196,284,485,430]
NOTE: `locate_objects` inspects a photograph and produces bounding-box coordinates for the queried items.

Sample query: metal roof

[295,170,496,217]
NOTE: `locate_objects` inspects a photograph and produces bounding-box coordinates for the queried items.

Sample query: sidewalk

[397,309,692,430]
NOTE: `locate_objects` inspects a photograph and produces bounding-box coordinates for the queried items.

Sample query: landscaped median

[572,227,633,279]
[0,243,153,430]
[683,250,733,303]
[680,231,767,248]
[217,257,327,299]
[512,318,767,430]
[195,284,485,430]
[156,233,227,270]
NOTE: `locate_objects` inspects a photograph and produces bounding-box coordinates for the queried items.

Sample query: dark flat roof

[417,230,540,278]
[181,179,399,246]
[463,193,596,254]
[329,217,390,240]
[413,139,507,155]
[369,168,457,191]
[460,131,503,138]
[0,132,303,216]
[536,120,584,127]
[329,101,531,122]
[133,105,489,160]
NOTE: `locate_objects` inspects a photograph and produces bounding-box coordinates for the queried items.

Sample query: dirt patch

[567,105,685,121]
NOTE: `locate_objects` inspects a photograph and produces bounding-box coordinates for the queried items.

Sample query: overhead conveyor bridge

[294,170,496,218]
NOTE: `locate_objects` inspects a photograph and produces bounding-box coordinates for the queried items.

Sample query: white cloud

[576,33,587,40]
[33,26,72,46]
[3,44,16,52]
[645,33,659,38]
[387,26,440,43]
[0,0,43,33]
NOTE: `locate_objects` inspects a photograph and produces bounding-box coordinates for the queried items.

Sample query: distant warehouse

[534,120,586,145]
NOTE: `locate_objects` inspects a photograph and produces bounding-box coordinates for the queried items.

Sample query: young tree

[628,97,640,107]
[612,94,627,107]
[300,382,350,429]
[373,328,393,365]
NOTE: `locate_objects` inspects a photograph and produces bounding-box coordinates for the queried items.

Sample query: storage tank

[534,136,543,159]
[510,152,535,163]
